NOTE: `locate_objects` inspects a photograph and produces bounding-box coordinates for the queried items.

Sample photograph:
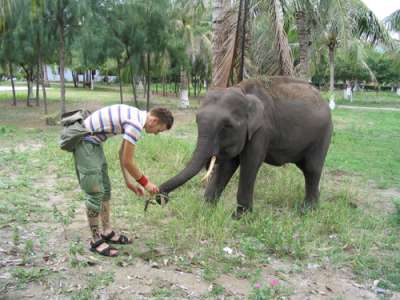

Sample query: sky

[362,0,399,20]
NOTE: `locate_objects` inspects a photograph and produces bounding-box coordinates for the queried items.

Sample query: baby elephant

[159,77,333,217]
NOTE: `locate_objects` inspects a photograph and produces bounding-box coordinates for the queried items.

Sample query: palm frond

[251,0,293,76]
[384,9,400,32]
[212,0,250,87]
[351,2,392,46]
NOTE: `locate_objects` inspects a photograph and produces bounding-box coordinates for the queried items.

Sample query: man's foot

[89,239,118,257]
[101,230,132,245]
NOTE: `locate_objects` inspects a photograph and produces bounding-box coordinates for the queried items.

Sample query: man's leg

[99,160,131,244]
[100,162,111,232]
[100,201,111,232]
[87,207,101,240]
[74,141,118,256]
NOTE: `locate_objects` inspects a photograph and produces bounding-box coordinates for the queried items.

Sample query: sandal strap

[101,230,116,241]
[98,244,118,256]
[90,238,105,249]
[117,235,129,244]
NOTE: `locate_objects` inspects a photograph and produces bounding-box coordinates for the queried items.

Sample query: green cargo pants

[73,140,111,213]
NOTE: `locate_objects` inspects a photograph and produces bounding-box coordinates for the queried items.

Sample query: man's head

[144,107,174,134]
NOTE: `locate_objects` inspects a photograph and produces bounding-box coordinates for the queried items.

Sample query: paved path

[337,105,400,112]
[0,86,52,92]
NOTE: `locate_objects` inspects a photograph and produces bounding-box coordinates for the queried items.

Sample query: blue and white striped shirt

[83,104,147,145]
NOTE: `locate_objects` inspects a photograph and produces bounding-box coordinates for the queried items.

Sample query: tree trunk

[162,75,166,96]
[36,56,40,106]
[41,62,48,115]
[59,13,66,115]
[9,62,16,106]
[146,53,150,112]
[26,78,31,107]
[43,64,49,87]
[118,62,123,104]
[131,73,138,107]
[328,46,335,98]
[180,67,189,108]
[295,10,311,81]
[90,70,94,90]
[238,0,248,82]
[72,71,78,87]
[211,0,225,86]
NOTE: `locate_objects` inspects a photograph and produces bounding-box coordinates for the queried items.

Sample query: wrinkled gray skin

[159,76,333,217]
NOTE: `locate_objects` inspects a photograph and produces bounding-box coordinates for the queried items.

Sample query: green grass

[0,86,399,297]
[321,89,400,108]
[327,109,400,188]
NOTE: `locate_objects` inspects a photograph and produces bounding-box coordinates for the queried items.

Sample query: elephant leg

[296,130,331,213]
[296,154,326,211]
[204,157,240,203]
[235,135,266,218]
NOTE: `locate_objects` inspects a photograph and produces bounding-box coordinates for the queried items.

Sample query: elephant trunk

[159,137,214,194]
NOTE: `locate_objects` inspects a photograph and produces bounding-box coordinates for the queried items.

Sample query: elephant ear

[246,95,264,141]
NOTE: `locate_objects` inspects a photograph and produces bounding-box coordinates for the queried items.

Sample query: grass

[321,89,400,108]
[0,83,399,298]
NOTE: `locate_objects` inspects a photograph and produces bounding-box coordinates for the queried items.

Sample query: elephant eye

[223,123,233,129]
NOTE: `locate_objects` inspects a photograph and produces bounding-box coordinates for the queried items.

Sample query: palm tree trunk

[211,0,225,85]
[9,62,16,106]
[295,10,310,80]
[329,45,335,98]
[238,0,248,82]
[180,67,189,108]
[131,67,138,107]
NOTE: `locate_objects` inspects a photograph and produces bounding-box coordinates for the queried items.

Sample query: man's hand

[144,181,159,194]
[127,182,145,196]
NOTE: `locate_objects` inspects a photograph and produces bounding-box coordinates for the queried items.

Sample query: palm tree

[385,9,400,34]
[171,0,210,108]
[212,0,293,88]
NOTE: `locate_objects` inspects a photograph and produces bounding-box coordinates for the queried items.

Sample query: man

[74,105,173,256]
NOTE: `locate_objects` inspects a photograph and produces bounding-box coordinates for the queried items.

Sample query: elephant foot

[299,200,319,215]
[231,206,250,220]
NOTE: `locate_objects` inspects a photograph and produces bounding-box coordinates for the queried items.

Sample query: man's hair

[150,107,174,129]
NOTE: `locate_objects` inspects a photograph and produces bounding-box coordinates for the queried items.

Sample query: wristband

[137,175,149,187]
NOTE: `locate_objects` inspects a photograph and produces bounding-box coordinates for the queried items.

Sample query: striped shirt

[83,104,147,145]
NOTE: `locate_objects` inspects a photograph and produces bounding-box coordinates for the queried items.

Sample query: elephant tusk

[201,156,216,183]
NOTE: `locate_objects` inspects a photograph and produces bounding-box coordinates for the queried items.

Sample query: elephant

[159,76,333,217]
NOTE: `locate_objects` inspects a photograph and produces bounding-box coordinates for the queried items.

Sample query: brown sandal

[90,239,119,257]
[101,231,132,245]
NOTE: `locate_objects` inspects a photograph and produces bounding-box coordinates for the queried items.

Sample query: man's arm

[119,140,159,194]
[119,141,144,196]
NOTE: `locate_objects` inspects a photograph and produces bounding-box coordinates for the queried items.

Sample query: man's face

[145,117,168,135]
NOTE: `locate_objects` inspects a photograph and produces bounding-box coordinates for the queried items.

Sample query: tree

[95,0,145,104]
[47,0,82,114]
[385,9,400,33]
[0,0,17,105]
[170,0,211,107]
[212,0,293,88]
[138,0,169,111]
